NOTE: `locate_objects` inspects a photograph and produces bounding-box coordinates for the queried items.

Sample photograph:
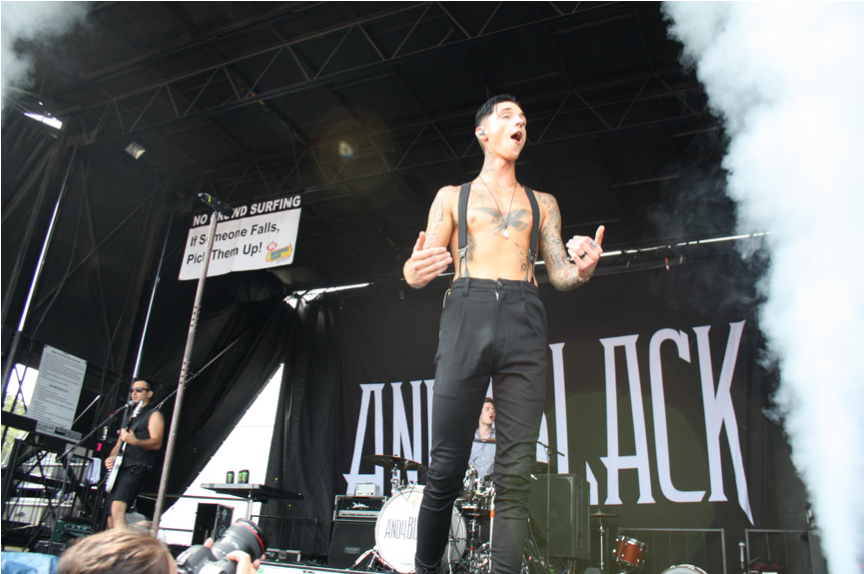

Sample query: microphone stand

[58,401,135,463]
[151,198,228,536]
[48,400,134,553]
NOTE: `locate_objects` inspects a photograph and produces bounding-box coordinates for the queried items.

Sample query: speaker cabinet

[192,503,234,545]
[527,474,589,560]
[328,520,376,568]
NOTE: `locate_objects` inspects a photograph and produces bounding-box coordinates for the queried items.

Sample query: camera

[176,519,268,574]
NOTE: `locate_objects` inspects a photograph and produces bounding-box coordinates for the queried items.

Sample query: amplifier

[52,515,95,543]
[333,496,385,521]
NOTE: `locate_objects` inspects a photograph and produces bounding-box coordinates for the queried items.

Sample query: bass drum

[660,566,708,574]
[374,485,467,573]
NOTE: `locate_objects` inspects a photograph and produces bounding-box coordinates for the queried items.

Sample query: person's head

[57,527,176,574]
[479,397,496,427]
[474,95,526,159]
[130,380,154,406]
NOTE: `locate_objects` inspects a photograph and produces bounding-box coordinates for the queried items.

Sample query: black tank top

[122,406,159,468]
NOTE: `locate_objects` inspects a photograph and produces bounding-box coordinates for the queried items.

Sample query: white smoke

[662,3,864,573]
[1,1,90,113]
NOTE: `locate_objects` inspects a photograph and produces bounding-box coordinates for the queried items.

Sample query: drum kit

[592,509,707,574]
[354,454,705,574]
[591,508,649,572]
[356,453,495,574]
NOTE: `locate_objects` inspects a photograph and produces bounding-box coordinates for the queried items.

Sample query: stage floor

[260,563,366,574]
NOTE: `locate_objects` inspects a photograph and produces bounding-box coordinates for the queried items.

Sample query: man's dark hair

[475,94,519,128]
[484,397,495,406]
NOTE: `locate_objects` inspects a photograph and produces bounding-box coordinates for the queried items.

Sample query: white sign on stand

[27,345,87,441]
[179,194,302,280]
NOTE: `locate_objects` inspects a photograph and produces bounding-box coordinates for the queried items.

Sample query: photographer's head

[58,524,263,574]
[58,528,175,574]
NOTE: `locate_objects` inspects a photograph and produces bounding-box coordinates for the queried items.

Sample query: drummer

[468,398,496,479]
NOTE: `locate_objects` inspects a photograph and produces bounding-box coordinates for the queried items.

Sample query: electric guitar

[106,402,142,493]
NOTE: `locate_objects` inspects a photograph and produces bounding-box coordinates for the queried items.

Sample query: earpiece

[478,128,486,136]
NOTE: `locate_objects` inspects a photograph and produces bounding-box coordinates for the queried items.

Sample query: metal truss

[172,69,714,204]
[62,2,635,147]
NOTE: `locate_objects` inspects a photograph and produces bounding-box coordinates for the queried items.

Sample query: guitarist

[104,380,165,529]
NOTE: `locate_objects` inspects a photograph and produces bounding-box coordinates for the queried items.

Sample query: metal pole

[150,208,221,536]
[132,213,174,378]
[2,146,79,403]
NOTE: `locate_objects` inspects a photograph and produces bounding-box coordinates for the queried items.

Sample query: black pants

[416,278,547,574]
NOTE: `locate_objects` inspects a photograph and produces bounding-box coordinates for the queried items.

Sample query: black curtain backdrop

[1,115,298,518]
[265,254,811,569]
[132,219,298,511]
[2,115,76,351]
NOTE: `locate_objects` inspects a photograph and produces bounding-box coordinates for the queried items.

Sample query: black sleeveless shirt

[122,406,160,468]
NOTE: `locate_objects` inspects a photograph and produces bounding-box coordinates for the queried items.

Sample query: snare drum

[374,485,466,573]
[613,536,648,571]
[660,566,707,574]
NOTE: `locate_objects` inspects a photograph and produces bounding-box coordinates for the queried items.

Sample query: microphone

[198,193,233,217]
[112,400,135,415]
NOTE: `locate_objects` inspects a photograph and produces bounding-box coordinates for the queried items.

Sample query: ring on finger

[589,241,597,249]
[578,252,587,259]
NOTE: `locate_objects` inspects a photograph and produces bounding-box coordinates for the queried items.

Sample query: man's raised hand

[405,231,453,289]
[566,225,605,280]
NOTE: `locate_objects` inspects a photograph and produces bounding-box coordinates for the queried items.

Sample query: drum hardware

[363,454,428,472]
[363,454,427,496]
[589,509,619,571]
[453,468,495,574]
[463,465,480,499]
[612,536,648,572]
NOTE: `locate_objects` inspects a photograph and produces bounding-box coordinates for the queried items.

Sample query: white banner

[28,345,87,441]
[179,195,302,280]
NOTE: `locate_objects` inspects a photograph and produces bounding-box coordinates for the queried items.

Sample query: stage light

[124,141,146,159]
[23,112,63,130]
[338,141,355,158]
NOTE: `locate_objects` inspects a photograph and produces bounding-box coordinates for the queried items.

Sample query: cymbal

[590,510,619,518]
[363,454,427,472]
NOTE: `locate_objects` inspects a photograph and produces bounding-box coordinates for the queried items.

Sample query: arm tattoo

[538,193,585,290]
[426,188,455,248]
[429,194,445,226]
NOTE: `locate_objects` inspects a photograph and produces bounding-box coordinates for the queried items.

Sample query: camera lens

[209,519,268,562]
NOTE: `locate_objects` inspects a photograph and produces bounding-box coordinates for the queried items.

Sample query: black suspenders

[457,182,540,282]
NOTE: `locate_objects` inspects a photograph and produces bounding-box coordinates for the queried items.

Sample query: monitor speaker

[328,520,375,568]
[527,473,589,560]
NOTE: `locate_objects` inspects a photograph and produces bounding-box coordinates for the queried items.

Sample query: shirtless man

[404,95,603,574]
